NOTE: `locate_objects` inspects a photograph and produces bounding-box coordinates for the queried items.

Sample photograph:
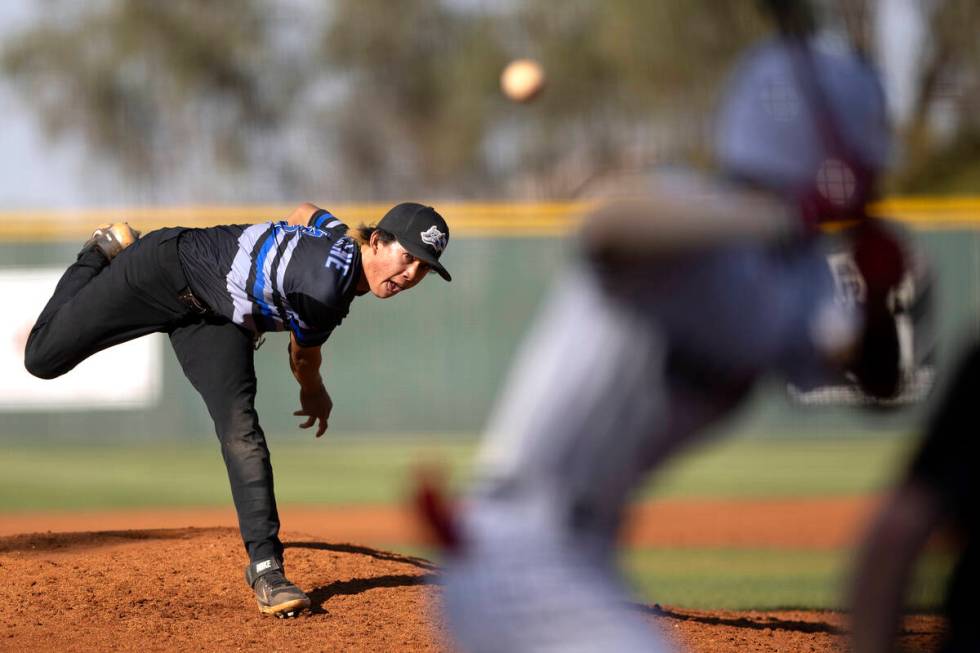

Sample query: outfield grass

[0,436,476,511]
[639,433,916,499]
[623,548,951,610]
[0,434,915,511]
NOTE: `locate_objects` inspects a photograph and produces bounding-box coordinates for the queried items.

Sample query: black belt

[163,231,210,316]
[177,287,209,315]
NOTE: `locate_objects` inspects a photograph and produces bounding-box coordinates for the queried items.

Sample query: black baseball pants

[25,228,284,565]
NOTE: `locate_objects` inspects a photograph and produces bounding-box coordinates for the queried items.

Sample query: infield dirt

[0,498,946,652]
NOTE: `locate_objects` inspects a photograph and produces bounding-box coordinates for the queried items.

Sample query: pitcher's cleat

[245,557,311,618]
[83,222,141,262]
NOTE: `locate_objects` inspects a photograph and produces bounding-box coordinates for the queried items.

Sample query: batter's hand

[295,382,332,437]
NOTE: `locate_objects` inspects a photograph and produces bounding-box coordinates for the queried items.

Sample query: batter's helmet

[715,38,890,207]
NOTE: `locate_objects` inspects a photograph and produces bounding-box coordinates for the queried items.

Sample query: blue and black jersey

[177,210,361,347]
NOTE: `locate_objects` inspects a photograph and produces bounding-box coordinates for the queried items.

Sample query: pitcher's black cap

[377,202,451,281]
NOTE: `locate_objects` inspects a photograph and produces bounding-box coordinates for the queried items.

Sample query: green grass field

[0,436,476,510]
[0,433,916,511]
[0,434,949,610]
[623,548,949,611]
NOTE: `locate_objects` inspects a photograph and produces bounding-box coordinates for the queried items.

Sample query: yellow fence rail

[0,197,978,241]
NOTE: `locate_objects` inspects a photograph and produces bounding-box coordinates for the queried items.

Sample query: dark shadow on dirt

[286,540,438,571]
[0,527,230,554]
[639,605,943,638]
[639,604,846,635]
[646,604,949,640]
[307,573,439,614]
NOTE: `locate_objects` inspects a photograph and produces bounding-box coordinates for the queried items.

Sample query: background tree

[2,0,977,202]
[499,0,766,196]
[317,0,507,199]
[1,0,299,200]
[890,0,980,193]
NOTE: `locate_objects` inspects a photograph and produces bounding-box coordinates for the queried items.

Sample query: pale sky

[0,0,93,208]
[875,0,926,125]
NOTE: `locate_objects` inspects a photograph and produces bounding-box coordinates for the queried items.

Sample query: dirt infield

[0,498,946,652]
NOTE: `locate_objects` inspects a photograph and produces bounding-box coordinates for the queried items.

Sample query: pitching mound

[1,527,444,651]
[1,527,945,652]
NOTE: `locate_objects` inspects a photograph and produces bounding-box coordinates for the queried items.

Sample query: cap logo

[420,225,448,253]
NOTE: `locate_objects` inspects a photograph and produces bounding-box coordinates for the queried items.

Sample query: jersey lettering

[280,223,327,239]
[325,238,355,275]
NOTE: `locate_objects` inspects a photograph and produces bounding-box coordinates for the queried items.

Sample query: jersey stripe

[312,210,335,230]
[269,229,296,328]
[252,230,279,331]
[228,224,269,330]
[224,220,350,342]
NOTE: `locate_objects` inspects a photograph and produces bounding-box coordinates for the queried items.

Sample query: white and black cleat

[83,223,141,262]
[246,557,311,618]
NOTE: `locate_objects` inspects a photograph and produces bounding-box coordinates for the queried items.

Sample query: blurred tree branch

[1,0,290,178]
[319,0,507,199]
[893,0,980,192]
[1,0,976,200]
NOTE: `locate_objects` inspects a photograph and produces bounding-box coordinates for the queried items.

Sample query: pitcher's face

[362,234,430,298]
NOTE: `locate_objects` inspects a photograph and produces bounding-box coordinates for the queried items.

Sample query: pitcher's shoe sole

[258,596,311,618]
[84,222,141,261]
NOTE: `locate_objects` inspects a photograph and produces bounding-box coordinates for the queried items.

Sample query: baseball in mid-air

[500,58,545,103]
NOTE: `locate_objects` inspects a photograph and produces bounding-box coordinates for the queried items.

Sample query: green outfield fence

[1,198,979,441]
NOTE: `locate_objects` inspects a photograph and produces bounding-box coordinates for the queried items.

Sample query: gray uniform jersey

[442,175,855,653]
